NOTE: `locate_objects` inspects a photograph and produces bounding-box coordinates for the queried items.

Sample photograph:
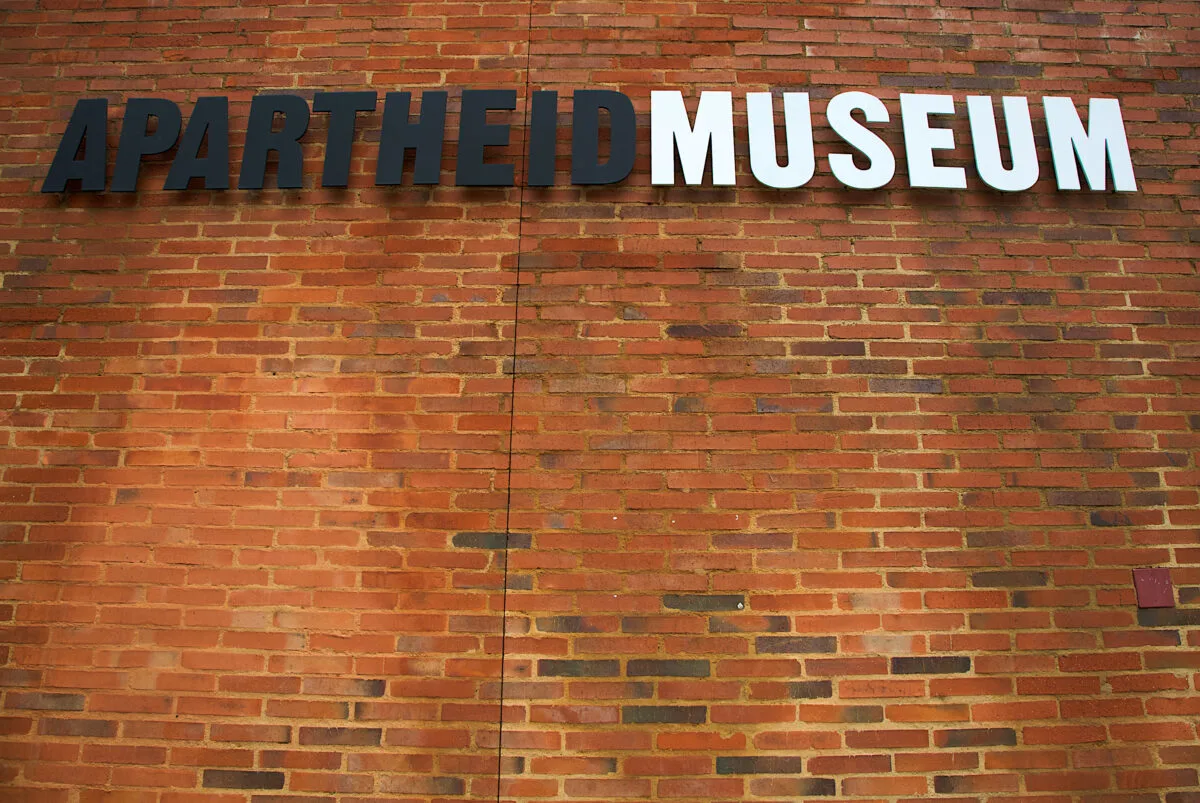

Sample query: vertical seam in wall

[496,1,537,798]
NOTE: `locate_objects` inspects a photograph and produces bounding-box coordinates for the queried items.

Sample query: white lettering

[746,92,815,189]
[966,96,1038,192]
[1043,97,1136,192]
[826,91,895,190]
[900,93,966,189]
[650,90,735,185]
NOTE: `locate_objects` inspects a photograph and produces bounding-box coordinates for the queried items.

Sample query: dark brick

[666,324,742,338]
[627,659,710,678]
[934,776,965,793]
[663,594,744,612]
[6,693,85,711]
[1166,793,1200,803]
[891,656,971,675]
[965,343,1017,358]
[1045,490,1121,507]
[203,770,286,790]
[950,77,1017,90]
[538,659,619,677]
[913,33,972,48]
[1127,492,1170,508]
[713,268,775,286]
[536,616,613,633]
[0,669,41,686]
[1138,608,1200,628]
[972,571,1047,588]
[190,289,259,304]
[844,359,906,375]
[1090,510,1133,527]
[788,680,833,699]
[717,755,804,774]
[1041,11,1101,24]
[1004,397,1072,413]
[622,705,706,724]
[790,342,866,356]
[967,530,1041,548]
[756,636,837,654]
[795,415,872,432]
[710,615,790,633]
[934,728,1017,748]
[297,727,382,746]
[39,718,117,737]
[1178,586,1200,606]
[868,378,943,394]
[981,291,1052,305]
[452,531,531,549]
[908,290,973,305]
[881,74,950,88]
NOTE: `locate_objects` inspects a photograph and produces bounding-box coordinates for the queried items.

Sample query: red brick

[3,4,1199,802]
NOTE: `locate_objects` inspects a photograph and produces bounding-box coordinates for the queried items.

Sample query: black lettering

[455,89,516,186]
[375,91,447,186]
[527,90,558,186]
[111,98,182,192]
[313,91,376,188]
[41,98,108,193]
[571,90,636,185]
[164,97,230,191]
[237,94,310,190]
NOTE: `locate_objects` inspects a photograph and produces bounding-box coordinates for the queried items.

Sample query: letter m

[1043,97,1136,192]
[650,91,735,186]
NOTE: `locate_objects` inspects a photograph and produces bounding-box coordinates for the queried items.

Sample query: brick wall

[2,0,1199,801]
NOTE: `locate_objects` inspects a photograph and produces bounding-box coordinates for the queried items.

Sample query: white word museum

[42,90,1138,194]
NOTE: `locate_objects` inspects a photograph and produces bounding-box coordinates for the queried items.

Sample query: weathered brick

[662,594,744,612]
[891,657,972,675]
[788,681,833,699]
[202,770,285,790]
[717,755,805,774]
[935,728,1018,748]
[39,719,117,737]
[6,693,85,711]
[452,532,532,549]
[297,728,382,746]
[622,706,707,725]
[972,571,1048,588]
[756,636,838,654]
[538,660,620,678]
[748,777,837,796]
[626,659,710,678]
[300,678,386,697]
[535,616,615,633]
[709,615,790,633]
[1138,609,1200,628]
[666,324,743,338]
[868,378,944,394]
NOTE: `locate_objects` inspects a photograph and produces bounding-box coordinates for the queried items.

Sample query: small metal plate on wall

[1133,567,1174,609]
